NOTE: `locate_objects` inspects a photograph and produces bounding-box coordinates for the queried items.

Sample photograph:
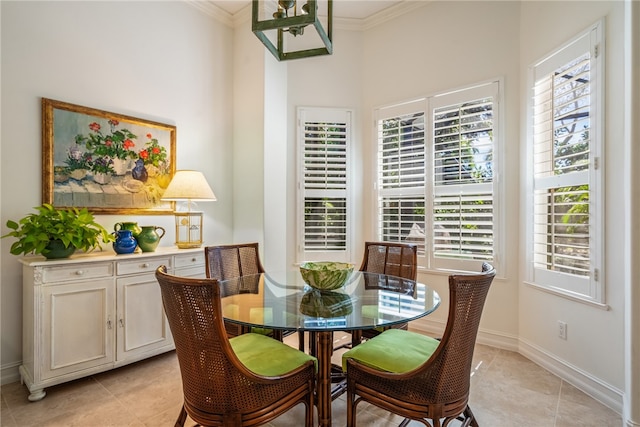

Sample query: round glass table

[218,270,441,427]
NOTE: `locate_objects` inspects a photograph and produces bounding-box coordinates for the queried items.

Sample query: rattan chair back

[356,241,418,342]
[204,243,265,337]
[155,266,315,427]
[359,241,418,281]
[204,242,265,280]
[346,263,496,427]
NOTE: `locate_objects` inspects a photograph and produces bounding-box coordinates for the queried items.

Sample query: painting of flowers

[42,98,176,214]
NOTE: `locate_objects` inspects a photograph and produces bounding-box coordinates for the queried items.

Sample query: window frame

[427,82,501,273]
[373,80,503,274]
[525,19,605,304]
[296,106,353,263]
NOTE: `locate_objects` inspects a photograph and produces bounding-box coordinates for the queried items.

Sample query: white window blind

[430,86,496,271]
[374,83,500,274]
[529,20,603,302]
[376,100,427,253]
[297,108,352,262]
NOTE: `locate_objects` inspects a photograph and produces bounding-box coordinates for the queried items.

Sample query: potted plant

[2,203,115,259]
[90,156,115,184]
[64,145,92,180]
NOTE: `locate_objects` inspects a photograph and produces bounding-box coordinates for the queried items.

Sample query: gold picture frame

[42,98,176,214]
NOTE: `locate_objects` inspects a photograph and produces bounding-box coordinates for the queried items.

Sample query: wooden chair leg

[271,329,284,341]
[466,405,478,427]
[175,404,187,427]
[351,330,362,347]
[298,331,306,351]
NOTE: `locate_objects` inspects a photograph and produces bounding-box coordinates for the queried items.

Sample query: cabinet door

[116,273,173,361]
[42,279,115,380]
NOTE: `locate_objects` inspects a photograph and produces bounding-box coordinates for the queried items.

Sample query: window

[527,20,604,302]
[376,99,427,253]
[430,84,498,272]
[375,81,501,273]
[297,107,352,263]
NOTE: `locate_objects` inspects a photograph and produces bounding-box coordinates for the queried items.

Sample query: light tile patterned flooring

[0,332,622,427]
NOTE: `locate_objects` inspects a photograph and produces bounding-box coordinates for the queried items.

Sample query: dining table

[217,269,441,427]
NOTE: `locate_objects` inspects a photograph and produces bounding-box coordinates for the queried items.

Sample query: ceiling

[202,0,409,21]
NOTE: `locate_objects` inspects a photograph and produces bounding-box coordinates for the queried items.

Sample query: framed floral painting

[42,98,176,214]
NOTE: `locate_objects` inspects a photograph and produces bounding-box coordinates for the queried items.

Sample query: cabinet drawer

[174,252,205,269]
[116,257,171,276]
[41,262,113,284]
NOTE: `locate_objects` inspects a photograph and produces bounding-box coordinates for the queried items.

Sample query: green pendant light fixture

[252,0,333,61]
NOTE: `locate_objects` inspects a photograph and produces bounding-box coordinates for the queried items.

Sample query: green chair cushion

[231,332,317,376]
[249,307,273,336]
[250,327,272,335]
[361,305,385,332]
[361,305,379,320]
[342,328,440,373]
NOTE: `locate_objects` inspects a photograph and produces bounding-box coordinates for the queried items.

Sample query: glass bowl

[299,261,354,291]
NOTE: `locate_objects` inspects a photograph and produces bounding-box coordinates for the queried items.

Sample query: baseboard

[2,361,21,386]
[411,318,622,416]
[519,338,623,415]
[410,318,520,351]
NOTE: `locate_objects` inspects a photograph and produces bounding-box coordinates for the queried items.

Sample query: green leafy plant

[2,204,115,257]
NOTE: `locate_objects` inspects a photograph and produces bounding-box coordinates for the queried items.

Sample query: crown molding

[184,0,430,31]
[360,1,432,31]
[183,0,235,27]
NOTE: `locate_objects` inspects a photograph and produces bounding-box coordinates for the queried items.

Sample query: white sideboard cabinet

[19,247,205,401]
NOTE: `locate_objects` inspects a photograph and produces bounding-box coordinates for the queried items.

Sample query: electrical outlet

[558,321,567,340]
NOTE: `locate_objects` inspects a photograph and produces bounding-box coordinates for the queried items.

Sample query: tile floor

[0,333,622,427]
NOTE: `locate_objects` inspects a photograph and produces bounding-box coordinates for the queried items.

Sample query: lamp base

[173,211,204,249]
[176,242,203,249]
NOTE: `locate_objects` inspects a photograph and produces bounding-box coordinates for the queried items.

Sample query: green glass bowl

[299,261,354,291]
[299,290,353,317]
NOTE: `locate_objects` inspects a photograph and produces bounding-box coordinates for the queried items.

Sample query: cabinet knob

[191,258,197,262]
[142,263,150,268]
[75,270,84,276]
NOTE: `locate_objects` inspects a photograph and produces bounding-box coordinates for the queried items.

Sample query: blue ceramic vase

[113,230,137,254]
[131,159,148,182]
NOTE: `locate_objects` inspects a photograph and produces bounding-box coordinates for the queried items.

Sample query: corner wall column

[624,0,640,425]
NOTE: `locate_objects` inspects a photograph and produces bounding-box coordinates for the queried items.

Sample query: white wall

[360,0,522,349]
[231,9,267,251]
[518,1,626,410]
[286,28,366,267]
[0,1,234,382]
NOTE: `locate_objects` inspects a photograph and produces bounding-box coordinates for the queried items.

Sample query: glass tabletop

[218,270,441,332]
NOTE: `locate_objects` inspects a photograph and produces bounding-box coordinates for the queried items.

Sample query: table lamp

[161,170,216,248]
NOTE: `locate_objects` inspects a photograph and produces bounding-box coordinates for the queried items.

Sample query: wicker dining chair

[204,242,282,339]
[155,266,316,427]
[342,263,495,427]
[351,241,418,346]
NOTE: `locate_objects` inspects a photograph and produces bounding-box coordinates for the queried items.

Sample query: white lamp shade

[161,170,216,201]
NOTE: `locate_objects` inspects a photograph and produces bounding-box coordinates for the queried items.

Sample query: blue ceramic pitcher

[113,230,137,254]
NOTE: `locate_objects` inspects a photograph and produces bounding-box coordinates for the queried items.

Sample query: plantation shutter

[529,21,603,301]
[429,82,498,271]
[376,100,427,253]
[297,107,351,262]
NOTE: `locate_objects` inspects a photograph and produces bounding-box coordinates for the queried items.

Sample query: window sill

[523,280,609,310]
